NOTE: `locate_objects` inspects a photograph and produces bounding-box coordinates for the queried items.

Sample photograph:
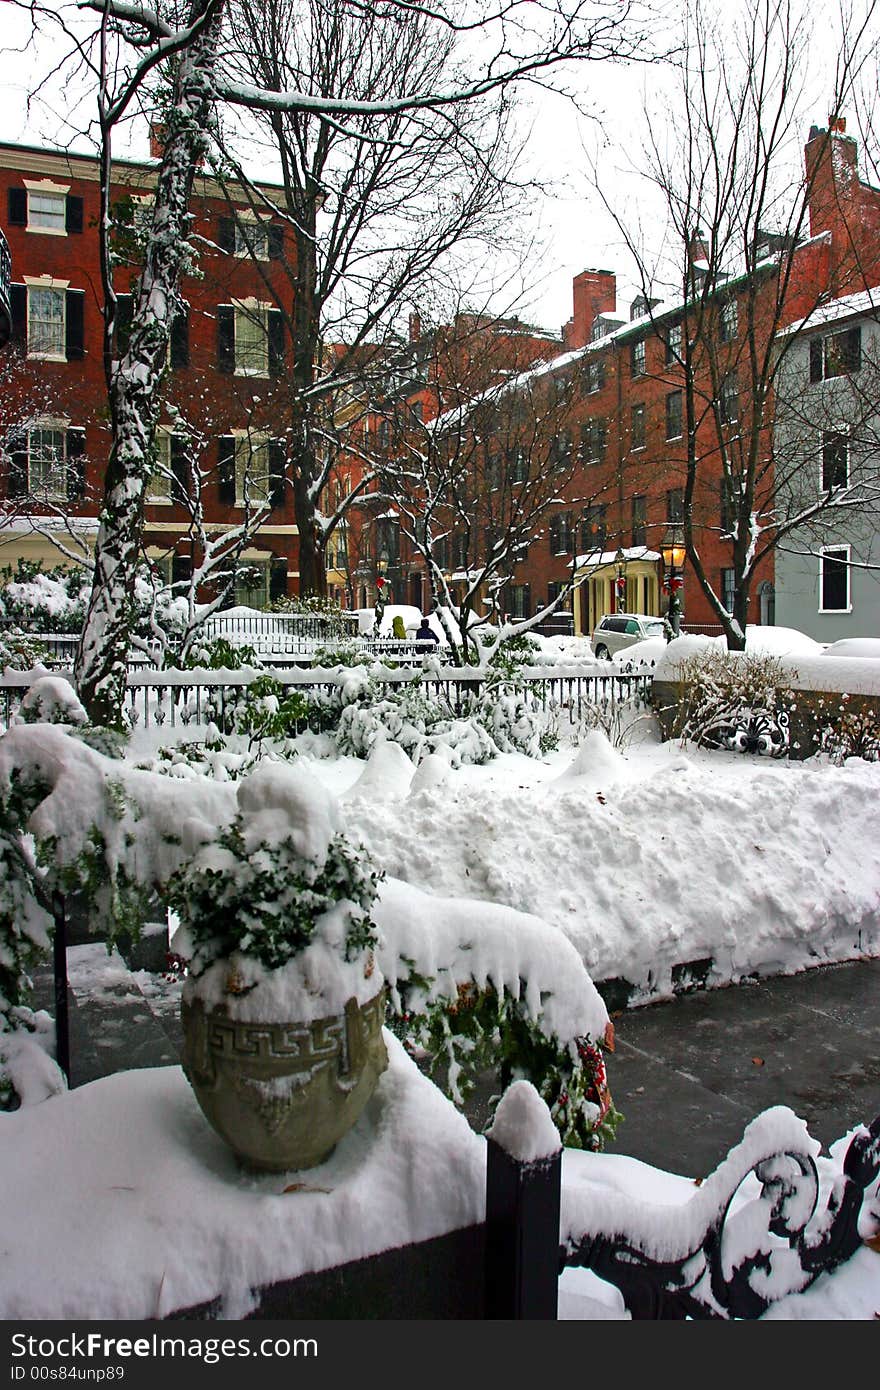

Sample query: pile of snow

[822,638,880,659]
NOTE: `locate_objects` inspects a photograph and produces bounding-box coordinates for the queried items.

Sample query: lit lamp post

[660,524,686,640]
[614,548,627,614]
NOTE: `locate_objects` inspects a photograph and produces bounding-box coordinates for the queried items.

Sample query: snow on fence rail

[0,665,654,731]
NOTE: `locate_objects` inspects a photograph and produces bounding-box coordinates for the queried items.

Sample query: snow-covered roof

[777,286,880,336]
[575,547,660,570]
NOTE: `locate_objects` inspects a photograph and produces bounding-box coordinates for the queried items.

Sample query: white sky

[0,1,852,335]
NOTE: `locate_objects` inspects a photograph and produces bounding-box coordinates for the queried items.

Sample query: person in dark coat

[415,615,438,644]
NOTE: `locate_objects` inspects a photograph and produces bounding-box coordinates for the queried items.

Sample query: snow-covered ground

[2,709,879,1320]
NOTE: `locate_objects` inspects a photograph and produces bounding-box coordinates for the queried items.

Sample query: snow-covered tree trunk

[75,0,224,726]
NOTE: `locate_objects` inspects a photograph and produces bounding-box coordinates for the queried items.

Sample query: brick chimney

[408,310,421,343]
[564,268,616,349]
[805,118,859,242]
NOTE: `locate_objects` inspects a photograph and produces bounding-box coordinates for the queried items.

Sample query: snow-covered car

[721,625,824,657]
[611,636,668,673]
[590,613,667,659]
[820,637,880,658]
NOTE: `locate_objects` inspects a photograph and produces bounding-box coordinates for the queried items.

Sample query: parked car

[820,638,880,658]
[590,613,667,659]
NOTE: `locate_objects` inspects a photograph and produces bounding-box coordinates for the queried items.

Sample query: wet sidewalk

[34,948,880,1179]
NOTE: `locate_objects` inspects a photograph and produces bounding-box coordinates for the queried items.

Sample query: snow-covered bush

[335,685,497,765]
[167,765,381,979]
[16,676,88,727]
[0,629,51,672]
[665,649,794,756]
[474,683,557,757]
[0,563,91,634]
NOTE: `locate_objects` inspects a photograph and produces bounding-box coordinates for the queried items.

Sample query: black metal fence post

[51,893,70,1085]
[484,1131,562,1318]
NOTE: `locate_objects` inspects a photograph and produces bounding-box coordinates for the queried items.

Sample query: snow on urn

[169,763,387,1171]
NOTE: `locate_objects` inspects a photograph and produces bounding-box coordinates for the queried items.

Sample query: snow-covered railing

[0,666,654,731]
[202,609,360,643]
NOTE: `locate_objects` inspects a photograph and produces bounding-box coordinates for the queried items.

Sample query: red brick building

[351,120,880,637]
[0,142,297,605]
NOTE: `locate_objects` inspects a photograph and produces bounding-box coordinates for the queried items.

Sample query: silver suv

[590,612,666,659]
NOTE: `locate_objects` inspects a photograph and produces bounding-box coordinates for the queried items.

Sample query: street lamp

[660,524,686,640]
[614,547,627,614]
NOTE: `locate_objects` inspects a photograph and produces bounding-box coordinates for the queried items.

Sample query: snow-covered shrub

[386,972,620,1152]
[167,765,381,980]
[335,684,497,765]
[0,563,91,634]
[666,649,794,756]
[796,689,880,763]
[311,641,373,669]
[0,629,51,671]
[474,683,557,757]
[16,676,88,727]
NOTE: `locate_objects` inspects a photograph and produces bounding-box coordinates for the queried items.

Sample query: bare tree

[10,0,651,723]
[593,0,880,648]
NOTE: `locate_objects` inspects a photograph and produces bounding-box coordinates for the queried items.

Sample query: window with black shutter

[115,293,133,356]
[170,435,189,504]
[267,224,284,260]
[65,289,85,360]
[9,284,26,345]
[66,428,86,501]
[268,309,285,376]
[5,428,28,498]
[171,552,193,588]
[7,188,27,226]
[268,441,285,508]
[218,436,236,505]
[218,218,236,254]
[170,305,189,369]
[217,306,235,372]
[810,326,862,381]
[65,196,84,234]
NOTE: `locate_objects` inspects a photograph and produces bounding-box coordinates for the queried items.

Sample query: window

[218,301,284,377]
[508,445,528,483]
[719,298,738,343]
[581,505,607,553]
[487,452,502,490]
[508,583,531,619]
[7,182,82,236]
[631,494,646,546]
[821,431,849,491]
[666,487,684,523]
[630,338,646,376]
[665,390,683,440]
[809,327,861,382]
[580,419,606,463]
[630,402,646,450]
[720,478,738,534]
[665,322,682,364]
[27,426,67,498]
[719,372,739,426]
[551,431,572,470]
[235,437,270,505]
[583,358,606,394]
[27,285,65,358]
[148,431,189,505]
[549,510,572,555]
[721,567,736,614]
[820,546,850,611]
[235,221,269,261]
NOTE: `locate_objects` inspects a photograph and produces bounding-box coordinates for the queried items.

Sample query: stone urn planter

[181,986,387,1172]
[168,762,388,1171]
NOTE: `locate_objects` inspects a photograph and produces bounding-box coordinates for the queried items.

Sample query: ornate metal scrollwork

[562,1109,880,1319]
[721,705,790,757]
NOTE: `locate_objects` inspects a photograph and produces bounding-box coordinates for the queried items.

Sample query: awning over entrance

[573,547,662,636]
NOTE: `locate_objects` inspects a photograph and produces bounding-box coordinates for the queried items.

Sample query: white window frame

[631,337,646,377]
[721,566,736,614]
[665,389,683,441]
[232,432,271,508]
[24,275,69,361]
[821,427,850,492]
[23,178,70,237]
[27,418,70,500]
[819,544,852,614]
[147,428,174,505]
[719,297,738,343]
[232,299,271,377]
[630,401,646,451]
